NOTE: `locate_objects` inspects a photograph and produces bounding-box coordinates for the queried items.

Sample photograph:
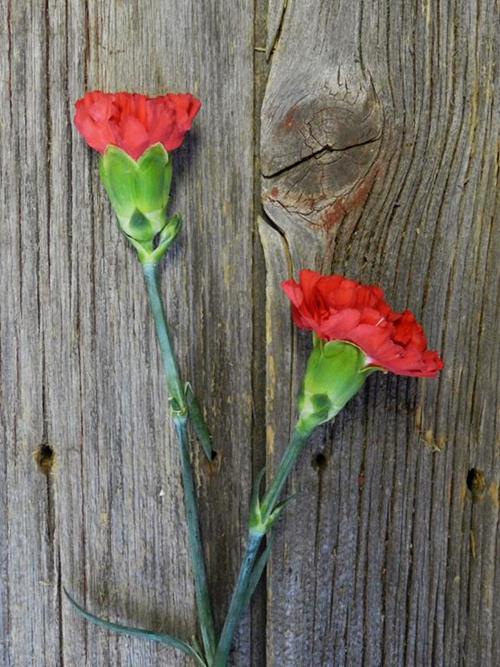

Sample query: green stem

[175,415,216,663]
[142,262,216,663]
[213,423,313,667]
[261,423,312,516]
[212,532,263,667]
[143,262,186,414]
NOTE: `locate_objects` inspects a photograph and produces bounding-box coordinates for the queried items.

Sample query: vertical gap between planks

[250,0,269,664]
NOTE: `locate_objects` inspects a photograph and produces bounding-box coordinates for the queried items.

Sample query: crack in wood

[266,0,288,60]
[262,133,382,180]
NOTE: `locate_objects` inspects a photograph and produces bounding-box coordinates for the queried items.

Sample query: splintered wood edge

[266,0,288,59]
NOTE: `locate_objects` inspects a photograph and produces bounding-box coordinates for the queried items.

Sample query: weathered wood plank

[1,0,498,666]
[0,1,62,665]
[259,0,499,666]
[1,1,255,665]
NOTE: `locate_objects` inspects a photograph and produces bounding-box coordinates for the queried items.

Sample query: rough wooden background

[0,1,498,666]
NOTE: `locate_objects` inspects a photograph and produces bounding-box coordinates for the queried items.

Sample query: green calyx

[99,143,179,263]
[297,338,376,432]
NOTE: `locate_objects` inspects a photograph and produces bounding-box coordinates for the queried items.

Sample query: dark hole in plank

[35,444,55,475]
[466,468,486,498]
[312,452,328,471]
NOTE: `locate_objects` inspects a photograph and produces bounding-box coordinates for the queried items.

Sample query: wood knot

[261,66,383,226]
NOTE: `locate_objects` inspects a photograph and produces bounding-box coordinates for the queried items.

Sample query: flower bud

[99,143,172,243]
[297,338,374,432]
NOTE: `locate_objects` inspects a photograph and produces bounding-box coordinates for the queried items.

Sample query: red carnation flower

[282,270,444,378]
[74,91,201,160]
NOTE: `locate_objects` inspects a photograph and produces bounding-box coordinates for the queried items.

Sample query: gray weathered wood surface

[0,1,498,666]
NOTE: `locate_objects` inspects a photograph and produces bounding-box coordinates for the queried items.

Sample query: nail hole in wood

[312,452,328,471]
[203,449,221,476]
[466,468,486,499]
[35,444,55,475]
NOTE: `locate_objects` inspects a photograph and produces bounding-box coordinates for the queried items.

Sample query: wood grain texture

[1,1,255,665]
[0,1,498,666]
[259,0,499,666]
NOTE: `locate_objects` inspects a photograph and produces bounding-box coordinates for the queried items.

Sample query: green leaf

[248,467,266,532]
[64,588,207,666]
[185,383,215,461]
[147,214,183,264]
[159,213,182,245]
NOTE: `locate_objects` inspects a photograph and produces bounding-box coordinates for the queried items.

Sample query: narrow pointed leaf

[251,467,266,511]
[267,493,297,524]
[64,589,207,666]
[273,493,297,512]
[249,467,266,531]
[185,383,215,460]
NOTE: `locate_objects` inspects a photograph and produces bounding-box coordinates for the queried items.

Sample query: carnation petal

[281,270,444,379]
[74,90,201,158]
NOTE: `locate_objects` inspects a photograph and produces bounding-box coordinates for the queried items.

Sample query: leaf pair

[249,468,295,536]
